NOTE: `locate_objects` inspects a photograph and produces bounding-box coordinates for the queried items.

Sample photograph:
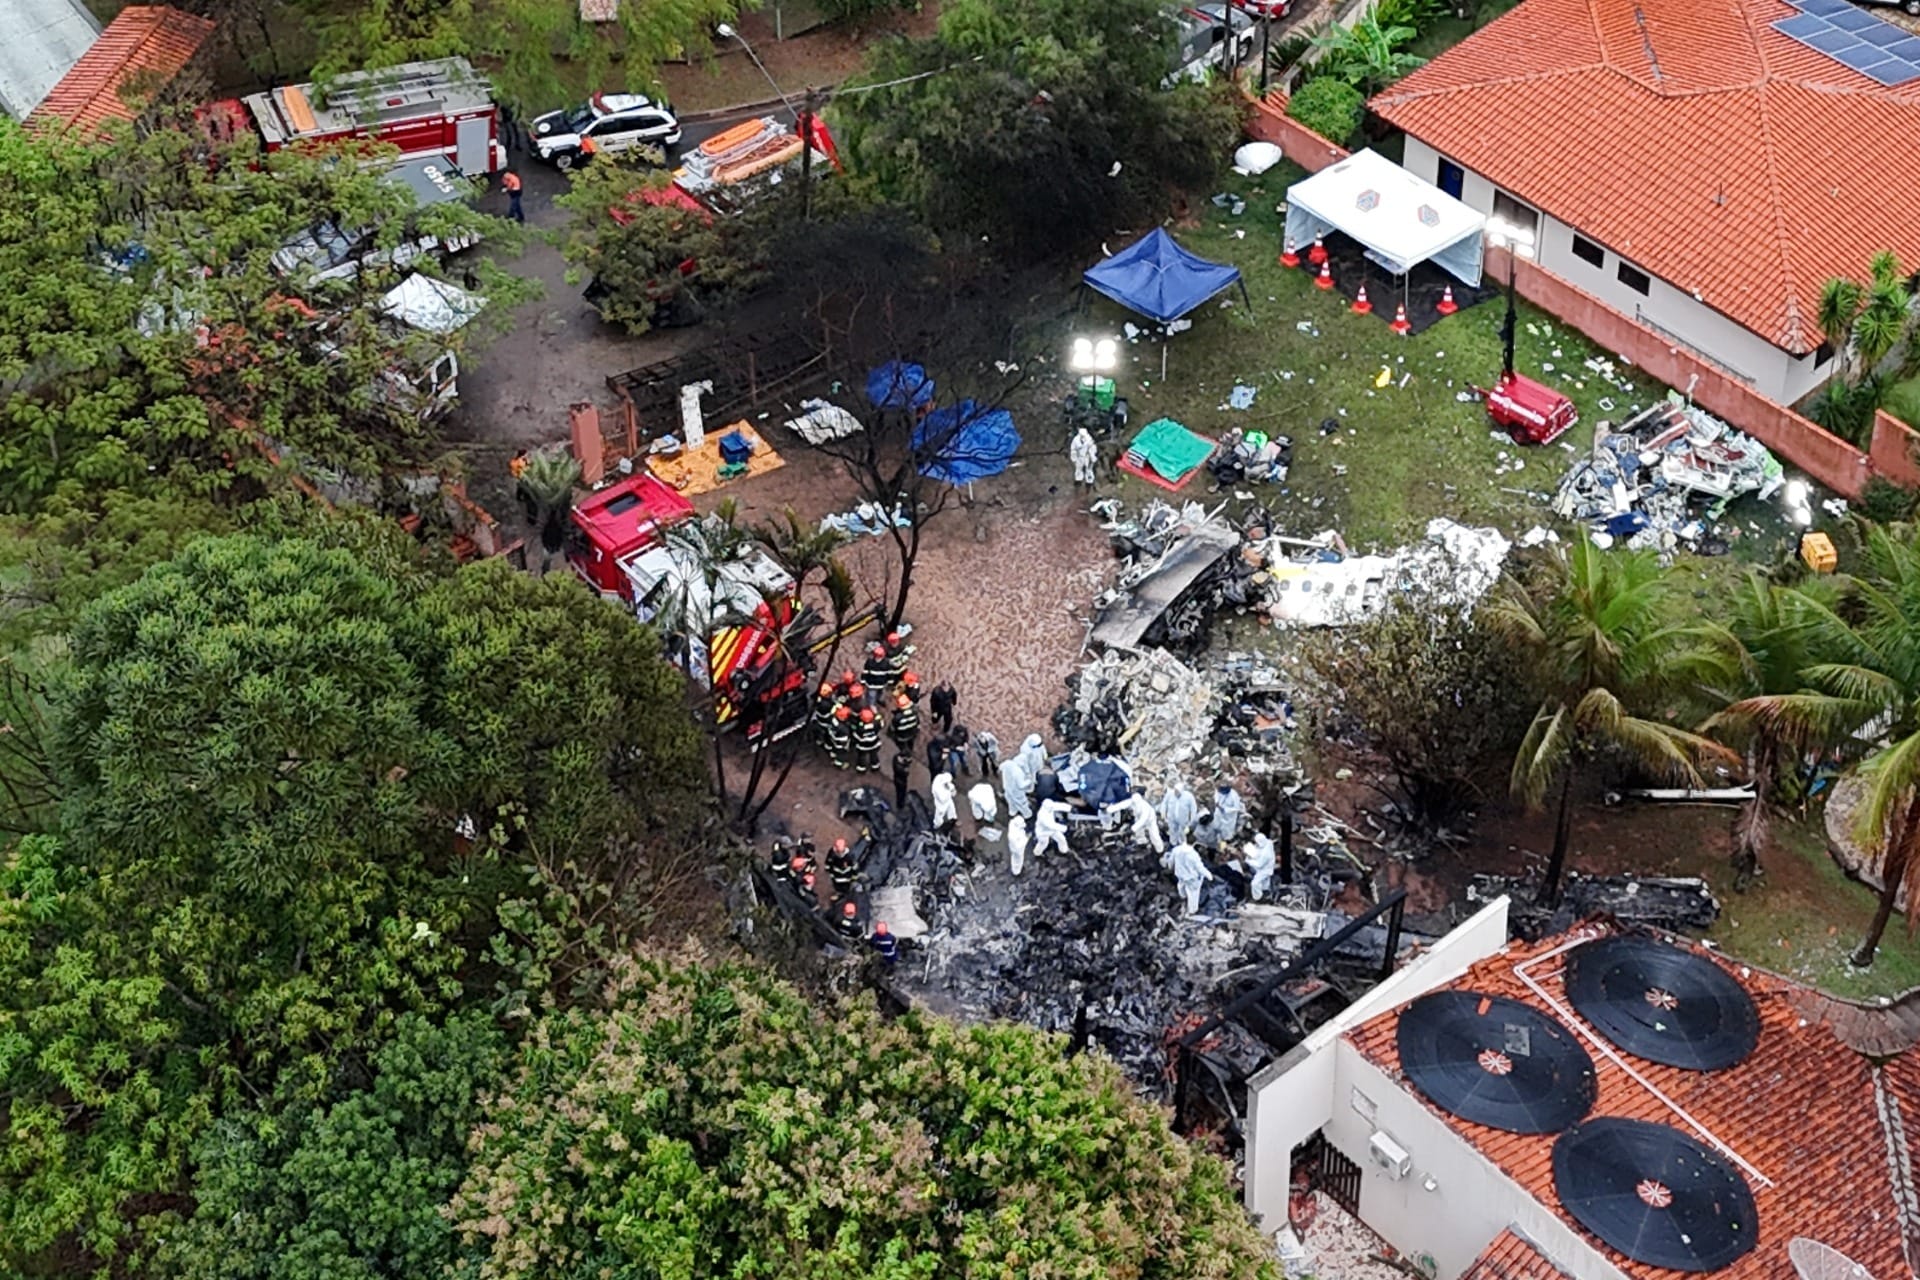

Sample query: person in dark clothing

[826,838,859,895]
[769,837,793,883]
[834,899,865,942]
[925,729,948,779]
[944,723,971,778]
[870,921,899,963]
[861,643,893,692]
[852,707,882,772]
[827,705,852,769]
[891,751,913,811]
[929,681,958,733]
[882,631,912,683]
[889,692,921,753]
[811,680,838,746]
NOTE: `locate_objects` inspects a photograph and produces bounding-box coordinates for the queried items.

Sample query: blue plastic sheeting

[914,399,1020,485]
[1075,758,1133,809]
[865,360,935,410]
[1082,229,1243,325]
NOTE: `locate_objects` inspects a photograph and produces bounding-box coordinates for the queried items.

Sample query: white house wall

[1243,898,1511,1235]
[1397,137,1832,407]
[1328,1047,1631,1280]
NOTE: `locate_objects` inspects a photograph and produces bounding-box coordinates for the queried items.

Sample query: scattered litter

[1229,383,1258,410]
[820,500,913,538]
[783,398,863,445]
[1232,141,1284,174]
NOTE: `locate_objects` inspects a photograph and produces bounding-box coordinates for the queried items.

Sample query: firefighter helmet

[873,921,890,935]
[842,900,859,917]
[859,708,876,724]
[885,631,901,647]
[833,705,851,721]
[896,693,911,710]
[902,671,920,687]
[832,837,849,853]
[847,681,866,701]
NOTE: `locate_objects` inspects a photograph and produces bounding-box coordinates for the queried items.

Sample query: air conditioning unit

[1369,1131,1412,1180]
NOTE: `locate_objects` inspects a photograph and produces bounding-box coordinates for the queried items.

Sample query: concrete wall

[1870,409,1920,489]
[1328,1048,1632,1280]
[1243,898,1512,1235]
[1397,141,1832,405]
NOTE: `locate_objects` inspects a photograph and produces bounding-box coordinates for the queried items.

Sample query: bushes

[1287,77,1365,145]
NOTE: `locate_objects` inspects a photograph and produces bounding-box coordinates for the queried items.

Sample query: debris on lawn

[819,500,913,538]
[783,398,863,444]
[1256,518,1511,628]
[1469,871,1721,939]
[1550,397,1786,554]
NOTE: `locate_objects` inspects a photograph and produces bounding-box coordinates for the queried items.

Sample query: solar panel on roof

[1893,36,1920,58]
[1806,26,1865,51]
[1772,3,1920,86]
[1828,7,1880,31]
[1859,23,1907,48]
[1788,0,1852,17]
[1776,12,1831,36]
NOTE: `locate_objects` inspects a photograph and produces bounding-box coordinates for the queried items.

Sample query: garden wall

[1244,90,1350,174]
[1868,410,1920,489]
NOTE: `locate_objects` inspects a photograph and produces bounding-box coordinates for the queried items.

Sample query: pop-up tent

[1283,148,1486,286]
[1082,228,1249,324]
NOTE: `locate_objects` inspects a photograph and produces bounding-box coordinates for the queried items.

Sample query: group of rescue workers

[765,832,900,964]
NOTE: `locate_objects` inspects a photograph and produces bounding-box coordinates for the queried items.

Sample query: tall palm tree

[1486,537,1733,905]
[516,451,581,567]
[1700,573,1841,890]
[1728,525,1920,966]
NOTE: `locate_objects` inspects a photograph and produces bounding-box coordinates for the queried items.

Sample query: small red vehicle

[1486,370,1578,446]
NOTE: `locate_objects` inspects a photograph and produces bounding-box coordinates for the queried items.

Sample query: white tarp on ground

[1283,148,1487,286]
[379,274,487,334]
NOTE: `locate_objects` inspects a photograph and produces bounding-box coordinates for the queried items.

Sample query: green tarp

[1128,418,1215,482]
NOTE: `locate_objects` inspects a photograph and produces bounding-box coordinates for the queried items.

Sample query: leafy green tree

[450,950,1281,1280]
[1810,252,1918,442]
[834,0,1241,252]
[1700,572,1840,889]
[296,0,739,111]
[0,119,529,513]
[1487,539,1732,904]
[1285,77,1365,146]
[1309,13,1424,95]
[147,1011,508,1280]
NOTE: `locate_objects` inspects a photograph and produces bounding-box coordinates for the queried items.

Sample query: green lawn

[1089,164,1665,550]
[1886,374,1920,431]
[1405,0,1525,63]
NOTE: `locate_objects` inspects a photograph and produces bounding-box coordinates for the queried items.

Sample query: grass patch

[1885,374,1920,431]
[1707,819,1920,1000]
[1405,0,1524,63]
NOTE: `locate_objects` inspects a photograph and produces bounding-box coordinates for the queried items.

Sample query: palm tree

[1486,537,1733,904]
[515,450,581,568]
[1700,573,1841,890]
[1729,525,1920,966]
[1311,13,1426,95]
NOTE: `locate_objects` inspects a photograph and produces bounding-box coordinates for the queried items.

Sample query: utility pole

[797,86,827,221]
[1260,15,1272,94]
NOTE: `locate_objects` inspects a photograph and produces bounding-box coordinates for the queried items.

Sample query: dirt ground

[659,4,943,113]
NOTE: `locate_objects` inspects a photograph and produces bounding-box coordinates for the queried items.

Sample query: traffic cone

[1351,283,1372,315]
[1437,285,1458,315]
[1308,236,1329,266]
[1389,303,1412,335]
[1280,236,1300,268]
[1314,261,1334,291]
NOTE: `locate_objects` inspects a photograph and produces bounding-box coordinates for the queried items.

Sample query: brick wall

[1485,246,1877,498]
[1869,410,1920,489]
[1244,90,1351,174]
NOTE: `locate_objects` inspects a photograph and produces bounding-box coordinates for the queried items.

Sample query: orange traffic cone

[1308,236,1329,266]
[1280,236,1300,268]
[1314,261,1334,291]
[1437,285,1458,315]
[1389,303,1412,335]
[1351,283,1372,315]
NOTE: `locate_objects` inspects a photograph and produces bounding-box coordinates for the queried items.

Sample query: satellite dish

[1552,1118,1758,1272]
[1789,1238,1877,1280]
[1565,936,1760,1070]
[1397,991,1597,1133]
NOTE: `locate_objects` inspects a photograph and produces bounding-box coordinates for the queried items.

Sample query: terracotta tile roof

[1345,928,1917,1280]
[1463,1228,1572,1280]
[26,5,213,138]
[1368,0,1920,354]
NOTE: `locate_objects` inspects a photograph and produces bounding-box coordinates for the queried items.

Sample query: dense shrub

[1287,77,1365,145]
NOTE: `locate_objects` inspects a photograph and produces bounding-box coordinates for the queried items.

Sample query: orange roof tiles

[26,5,214,138]
[1345,928,1917,1280]
[1368,0,1920,354]
[1463,1228,1572,1280]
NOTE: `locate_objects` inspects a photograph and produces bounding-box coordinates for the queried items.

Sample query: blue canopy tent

[1081,229,1250,374]
[914,399,1020,486]
[865,360,935,412]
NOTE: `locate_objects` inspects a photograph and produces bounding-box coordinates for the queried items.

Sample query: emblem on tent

[1355,189,1380,211]
[1476,1049,1513,1076]
[1636,1179,1673,1208]
[1418,204,1440,227]
[1644,987,1678,1010]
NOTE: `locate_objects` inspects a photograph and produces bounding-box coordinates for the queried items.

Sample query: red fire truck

[203,58,508,175]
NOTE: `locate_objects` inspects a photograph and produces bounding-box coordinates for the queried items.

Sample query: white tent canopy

[1284,148,1487,287]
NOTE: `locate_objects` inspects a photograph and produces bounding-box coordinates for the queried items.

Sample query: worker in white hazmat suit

[1159,779,1198,847]
[930,771,958,833]
[1007,813,1030,876]
[1212,783,1246,844]
[967,780,998,823]
[1162,841,1214,916]
[1121,792,1165,853]
[1242,832,1276,901]
[1000,754,1034,819]
[1033,798,1071,857]
[1016,733,1046,781]
[1070,427,1098,489]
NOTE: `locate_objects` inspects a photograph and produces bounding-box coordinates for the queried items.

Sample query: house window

[1571,235,1606,269]
[1490,190,1539,259]
[1617,262,1652,296]
[1814,341,1835,367]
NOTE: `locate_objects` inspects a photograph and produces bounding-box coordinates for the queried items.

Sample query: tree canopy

[833,0,1239,252]
[450,949,1281,1280]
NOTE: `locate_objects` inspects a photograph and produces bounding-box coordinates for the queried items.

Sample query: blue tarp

[1082,229,1244,325]
[914,399,1019,485]
[865,360,935,411]
[1075,758,1133,809]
